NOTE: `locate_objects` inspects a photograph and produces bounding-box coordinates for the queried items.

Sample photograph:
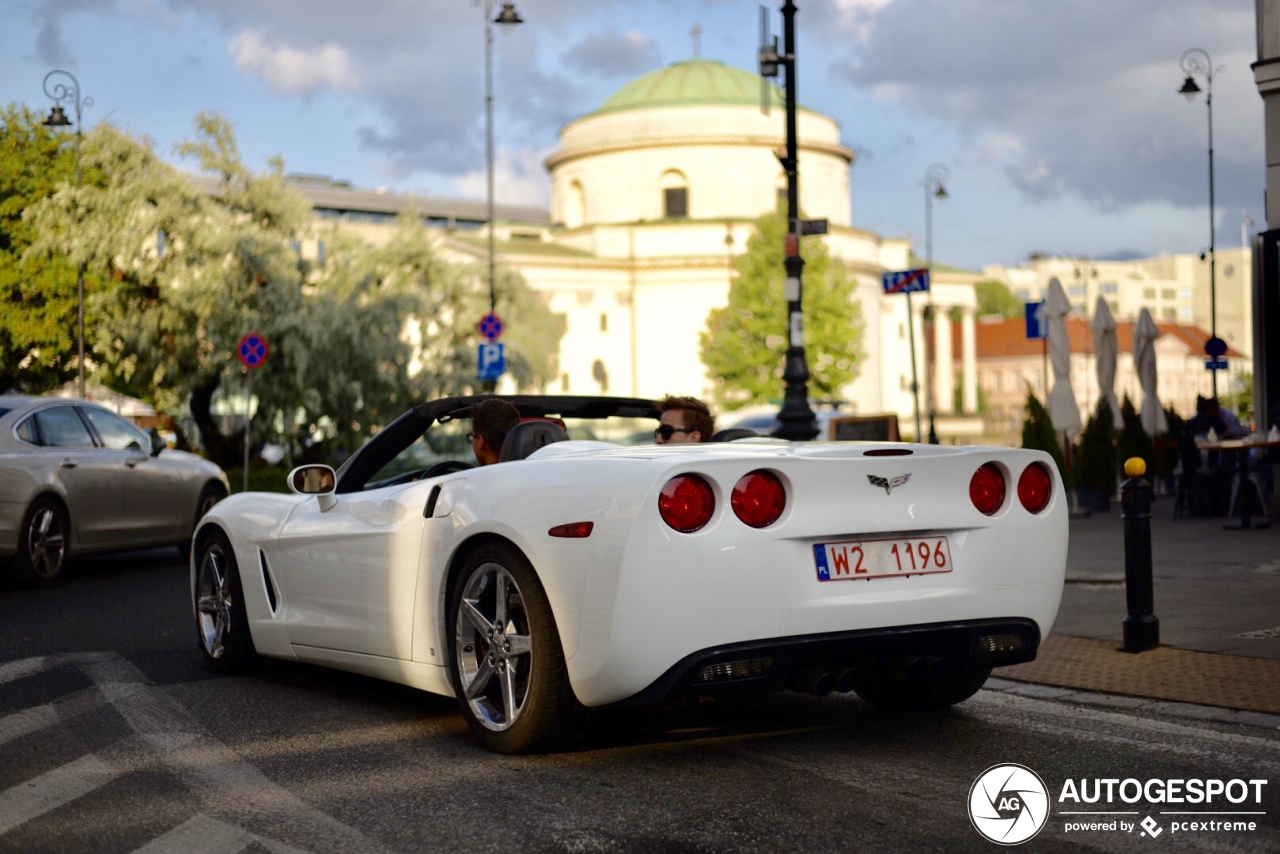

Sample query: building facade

[289,59,985,440]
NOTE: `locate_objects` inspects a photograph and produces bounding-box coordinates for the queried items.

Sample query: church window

[660,170,688,219]
[600,313,608,332]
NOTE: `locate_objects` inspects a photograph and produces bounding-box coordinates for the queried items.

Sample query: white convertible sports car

[192,395,1068,753]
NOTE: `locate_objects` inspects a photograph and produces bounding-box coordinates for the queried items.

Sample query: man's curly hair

[657,395,715,441]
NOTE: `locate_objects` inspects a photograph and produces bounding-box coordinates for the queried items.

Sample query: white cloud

[451,147,554,208]
[230,29,361,96]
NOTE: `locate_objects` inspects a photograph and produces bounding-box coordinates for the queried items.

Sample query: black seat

[499,420,569,462]
[710,428,759,442]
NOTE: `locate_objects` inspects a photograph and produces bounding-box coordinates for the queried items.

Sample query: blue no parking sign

[237,332,269,370]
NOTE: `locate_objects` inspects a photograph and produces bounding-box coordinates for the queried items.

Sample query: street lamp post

[924,163,949,445]
[42,69,93,399]
[481,0,522,391]
[761,1,818,441]
[1178,47,1223,398]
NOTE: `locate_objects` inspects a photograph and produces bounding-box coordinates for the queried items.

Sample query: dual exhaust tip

[790,654,944,697]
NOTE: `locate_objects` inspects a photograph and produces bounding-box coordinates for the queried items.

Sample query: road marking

[0,652,392,852]
[131,813,309,854]
[0,651,114,686]
[0,754,116,836]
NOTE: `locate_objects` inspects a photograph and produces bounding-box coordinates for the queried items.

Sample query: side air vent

[259,550,278,613]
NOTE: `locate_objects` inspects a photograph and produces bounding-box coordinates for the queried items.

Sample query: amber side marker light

[548,522,593,538]
[1017,463,1053,514]
[969,463,1006,516]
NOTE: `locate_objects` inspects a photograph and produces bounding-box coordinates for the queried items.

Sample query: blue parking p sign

[477,342,505,381]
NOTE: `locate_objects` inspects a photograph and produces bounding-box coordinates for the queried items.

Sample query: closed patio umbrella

[1133,308,1168,438]
[1091,297,1121,425]
[1045,279,1081,439]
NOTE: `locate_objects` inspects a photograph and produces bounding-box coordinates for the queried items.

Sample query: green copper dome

[594,59,785,115]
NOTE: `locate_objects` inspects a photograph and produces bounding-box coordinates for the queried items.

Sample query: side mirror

[288,464,337,495]
[287,465,338,511]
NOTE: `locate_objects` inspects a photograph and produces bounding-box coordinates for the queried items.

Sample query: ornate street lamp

[924,163,949,444]
[480,0,522,391]
[1178,47,1224,397]
[43,69,93,399]
[759,1,818,440]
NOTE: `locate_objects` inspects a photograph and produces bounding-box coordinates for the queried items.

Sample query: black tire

[10,496,70,588]
[180,483,226,561]
[193,530,258,673]
[855,666,992,712]
[447,542,580,753]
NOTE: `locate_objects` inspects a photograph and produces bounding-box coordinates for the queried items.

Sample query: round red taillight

[1017,462,1053,514]
[731,470,786,528]
[969,463,1006,516]
[658,475,716,533]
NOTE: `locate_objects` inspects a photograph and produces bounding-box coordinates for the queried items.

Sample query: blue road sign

[478,313,504,342]
[1205,336,1227,358]
[882,268,930,294]
[478,342,506,381]
[1025,301,1047,340]
[236,332,269,370]
[1205,358,1228,371]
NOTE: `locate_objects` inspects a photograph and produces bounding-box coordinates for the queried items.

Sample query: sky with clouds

[2,0,1264,272]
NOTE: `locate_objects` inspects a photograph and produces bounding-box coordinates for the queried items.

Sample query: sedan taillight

[969,463,1006,516]
[659,475,715,533]
[731,470,786,528]
[1017,462,1053,514]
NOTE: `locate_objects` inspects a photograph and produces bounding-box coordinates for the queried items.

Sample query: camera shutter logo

[969,763,1050,845]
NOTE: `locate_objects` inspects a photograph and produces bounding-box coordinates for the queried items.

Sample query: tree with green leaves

[975,279,1023,319]
[701,210,864,410]
[20,111,563,466]
[0,104,92,391]
[1116,393,1154,475]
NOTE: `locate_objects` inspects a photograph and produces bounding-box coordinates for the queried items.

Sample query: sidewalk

[993,495,1280,717]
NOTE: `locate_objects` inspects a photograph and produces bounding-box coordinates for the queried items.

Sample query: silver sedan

[0,395,229,587]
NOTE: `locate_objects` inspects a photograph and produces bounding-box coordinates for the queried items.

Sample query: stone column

[962,308,978,413]
[936,308,955,413]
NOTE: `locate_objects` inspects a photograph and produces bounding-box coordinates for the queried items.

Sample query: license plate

[813,536,953,582]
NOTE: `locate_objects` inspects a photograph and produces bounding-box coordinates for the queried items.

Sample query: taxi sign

[237,333,269,370]
[882,269,930,294]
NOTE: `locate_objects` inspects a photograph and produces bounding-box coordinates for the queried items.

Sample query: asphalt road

[2,551,1279,853]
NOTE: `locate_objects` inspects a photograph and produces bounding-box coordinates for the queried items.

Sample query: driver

[469,398,522,465]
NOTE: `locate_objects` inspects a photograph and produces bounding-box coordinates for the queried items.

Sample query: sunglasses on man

[654,424,695,440]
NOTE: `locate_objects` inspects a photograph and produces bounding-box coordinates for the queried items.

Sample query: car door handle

[60,459,77,469]
[126,459,140,467]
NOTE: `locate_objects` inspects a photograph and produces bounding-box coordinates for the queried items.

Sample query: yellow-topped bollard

[1121,455,1158,652]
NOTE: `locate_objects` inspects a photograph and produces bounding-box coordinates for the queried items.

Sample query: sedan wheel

[11,498,69,587]
[194,531,257,672]
[449,544,579,753]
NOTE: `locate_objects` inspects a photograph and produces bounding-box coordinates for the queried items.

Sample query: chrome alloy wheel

[25,505,66,580]
[454,562,534,732]
[196,542,234,659]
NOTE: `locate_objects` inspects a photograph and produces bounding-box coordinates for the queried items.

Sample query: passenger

[469,398,521,465]
[654,395,715,444]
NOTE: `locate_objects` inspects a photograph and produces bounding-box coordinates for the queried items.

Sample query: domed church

[299,57,984,436]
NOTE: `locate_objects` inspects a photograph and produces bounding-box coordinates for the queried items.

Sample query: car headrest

[499,420,570,462]
[710,428,760,442]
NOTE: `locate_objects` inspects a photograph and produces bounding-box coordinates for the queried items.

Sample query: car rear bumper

[602,617,1040,708]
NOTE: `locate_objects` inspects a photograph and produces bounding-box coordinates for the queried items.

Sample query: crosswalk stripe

[0,652,114,686]
[0,652,390,852]
[130,813,310,854]
[0,753,116,836]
